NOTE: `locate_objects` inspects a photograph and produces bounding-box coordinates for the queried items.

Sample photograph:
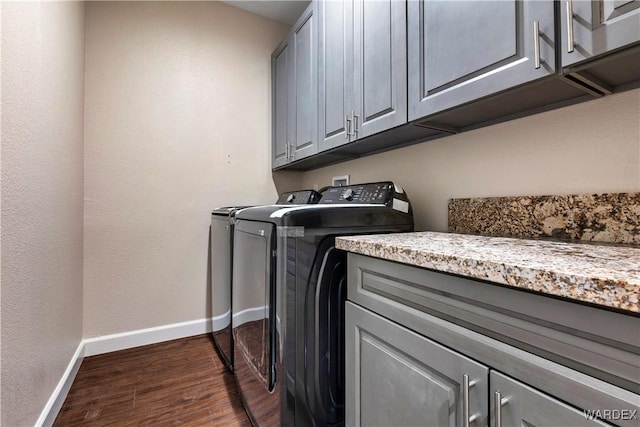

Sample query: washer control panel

[320,182,399,204]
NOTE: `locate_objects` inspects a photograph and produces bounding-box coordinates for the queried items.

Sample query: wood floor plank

[53,334,250,426]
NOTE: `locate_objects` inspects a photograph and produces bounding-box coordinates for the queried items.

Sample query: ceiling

[220,0,311,25]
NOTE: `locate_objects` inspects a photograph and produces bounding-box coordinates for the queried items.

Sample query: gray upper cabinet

[288,2,318,162]
[271,2,317,169]
[271,39,289,169]
[560,0,640,68]
[319,0,407,152]
[352,0,407,140]
[275,0,639,170]
[318,0,353,151]
[408,0,556,121]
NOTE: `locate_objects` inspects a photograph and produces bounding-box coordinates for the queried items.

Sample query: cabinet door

[271,39,289,169]
[318,0,354,152]
[408,0,555,121]
[490,371,610,427]
[346,302,489,427]
[288,2,318,162]
[560,0,640,68]
[353,0,407,140]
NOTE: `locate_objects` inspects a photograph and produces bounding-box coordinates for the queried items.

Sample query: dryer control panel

[276,189,322,205]
[319,182,409,206]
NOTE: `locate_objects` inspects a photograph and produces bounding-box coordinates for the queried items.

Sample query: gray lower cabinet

[271,2,317,168]
[346,253,640,427]
[346,302,488,427]
[346,302,613,427]
[490,371,609,427]
[408,0,556,120]
[318,0,407,152]
[560,0,640,68]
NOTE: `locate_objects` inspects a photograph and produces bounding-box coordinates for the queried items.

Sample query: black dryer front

[232,182,414,427]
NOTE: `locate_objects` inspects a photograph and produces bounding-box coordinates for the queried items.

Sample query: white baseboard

[212,310,230,331]
[36,341,85,427]
[232,306,266,326]
[83,318,212,357]
[209,307,268,332]
[37,318,213,425]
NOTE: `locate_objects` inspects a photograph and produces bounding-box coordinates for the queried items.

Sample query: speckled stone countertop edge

[335,232,640,313]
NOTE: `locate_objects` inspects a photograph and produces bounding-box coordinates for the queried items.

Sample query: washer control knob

[287,194,296,203]
[342,188,354,201]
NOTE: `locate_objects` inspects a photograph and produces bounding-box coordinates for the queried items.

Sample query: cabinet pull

[345,115,351,139]
[533,20,541,69]
[286,141,290,160]
[346,115,353,139]
[463,374,479,427]
[494,391,509,427]
[567,0,575,53]
[352,111,359,136]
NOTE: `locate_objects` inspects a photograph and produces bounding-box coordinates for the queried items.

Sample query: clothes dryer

[231,182,414,426]
[210,190,321,371]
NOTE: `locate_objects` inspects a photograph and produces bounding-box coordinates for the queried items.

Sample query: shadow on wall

[272,170,304,195]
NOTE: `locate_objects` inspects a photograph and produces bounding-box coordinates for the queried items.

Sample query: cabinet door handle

[345,115,350,140]
[494,391,509,427]
[567,0,575,53]
[463,374,479,427]
[286,141,290,160]
[533,20,541,69]
[352,111,359,136]
[346,115,353,139]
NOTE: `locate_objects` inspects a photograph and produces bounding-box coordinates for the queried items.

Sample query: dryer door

[232,220,276,392]
[210,213,233,371]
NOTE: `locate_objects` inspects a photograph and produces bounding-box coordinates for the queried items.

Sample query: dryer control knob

[342,188,354,201]
[287,194,296,203]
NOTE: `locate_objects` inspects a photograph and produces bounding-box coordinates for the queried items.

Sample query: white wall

[1,2,85,425]
[301,89,640,231]
[83,2,290,338]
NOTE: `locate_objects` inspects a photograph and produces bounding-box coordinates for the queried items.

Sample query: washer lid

[212,206,254,216]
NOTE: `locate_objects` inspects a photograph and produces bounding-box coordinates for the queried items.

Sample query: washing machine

[210,190,322,372]
[231,181,414,426]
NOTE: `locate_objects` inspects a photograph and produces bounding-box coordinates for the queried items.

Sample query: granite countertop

[335,231,640,313]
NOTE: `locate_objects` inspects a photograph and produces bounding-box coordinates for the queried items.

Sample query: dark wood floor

[53,334,251,426]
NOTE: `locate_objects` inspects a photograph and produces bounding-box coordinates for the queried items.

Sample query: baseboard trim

[36,341,85,427]
[232,306,266,327]
[83,318,212,357]
[37,318,213,425]
[212,310,230,332]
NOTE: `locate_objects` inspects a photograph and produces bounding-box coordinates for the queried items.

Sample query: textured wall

[301,89,640,232]
[1,2,85,425]
[83,2,289,338]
